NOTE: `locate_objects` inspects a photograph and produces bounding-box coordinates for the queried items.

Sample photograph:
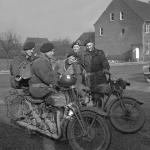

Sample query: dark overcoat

[82,48,110,89]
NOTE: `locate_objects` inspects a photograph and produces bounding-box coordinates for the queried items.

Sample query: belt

[86,71,103,76]
[30,83,49,88]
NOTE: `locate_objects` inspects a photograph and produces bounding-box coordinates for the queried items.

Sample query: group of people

[10,40,110,107]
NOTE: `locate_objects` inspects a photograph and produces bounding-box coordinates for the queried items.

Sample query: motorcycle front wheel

[67,110,111,150]
[109,97,145,133]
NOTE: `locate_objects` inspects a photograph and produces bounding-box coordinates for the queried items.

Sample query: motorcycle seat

[26,96,44,104]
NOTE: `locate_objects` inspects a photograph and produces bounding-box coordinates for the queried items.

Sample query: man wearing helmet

[10,41,36,89]
[29,42,57,98]
[81,41,110,107]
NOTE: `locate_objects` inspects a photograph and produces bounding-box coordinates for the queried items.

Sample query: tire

[67,110,111,150]
[109,97,145,133]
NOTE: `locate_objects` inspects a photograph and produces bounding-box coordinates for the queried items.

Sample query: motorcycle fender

[80,106,108,117]
[107,96,143,112]
[123,96,143,105]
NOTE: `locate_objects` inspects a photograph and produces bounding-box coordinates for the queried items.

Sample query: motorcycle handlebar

[104,72,131,87]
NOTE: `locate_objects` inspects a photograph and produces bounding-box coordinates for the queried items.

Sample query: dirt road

[0,63,150,150]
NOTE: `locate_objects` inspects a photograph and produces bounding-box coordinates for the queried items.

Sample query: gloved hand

[15,75,22,81]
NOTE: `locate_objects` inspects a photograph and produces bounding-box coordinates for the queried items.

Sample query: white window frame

[120,11,124,20]
[145,24,150,33]
[99,27,103,36]
[110,13,114,21]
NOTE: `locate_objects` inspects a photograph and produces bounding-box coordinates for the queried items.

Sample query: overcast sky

[0,0,149,42]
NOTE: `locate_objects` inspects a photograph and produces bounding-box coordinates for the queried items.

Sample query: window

[120,11,124,20]
[122,28,125,35]
[99,27,103,36]
[145,24,150,33]
[144,40,150,55]
[110,13,114,21]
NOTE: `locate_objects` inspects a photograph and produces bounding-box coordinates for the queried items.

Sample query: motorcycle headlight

[68,110,74,117]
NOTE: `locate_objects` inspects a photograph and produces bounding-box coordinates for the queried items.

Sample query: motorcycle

[82,73,145,133]
[7,74,111,150]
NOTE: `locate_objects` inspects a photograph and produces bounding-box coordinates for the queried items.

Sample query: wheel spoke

[68,111,110,150]
[89,115,96,129]
[110,98,145,133]
[69,133,85,140]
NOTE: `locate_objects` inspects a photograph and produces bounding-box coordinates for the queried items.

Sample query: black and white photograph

[0,0,150,149]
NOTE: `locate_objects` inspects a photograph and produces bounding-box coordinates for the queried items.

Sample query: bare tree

[0,31,22,68]
[52,38,72,59]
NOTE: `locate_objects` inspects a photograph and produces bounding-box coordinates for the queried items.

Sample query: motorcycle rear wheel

[67,110,111,150]
[109,97,145,133]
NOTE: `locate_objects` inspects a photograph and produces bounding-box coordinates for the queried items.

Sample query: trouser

[85,72,107,88]
[85,72,107,107]
[92,93,104,107]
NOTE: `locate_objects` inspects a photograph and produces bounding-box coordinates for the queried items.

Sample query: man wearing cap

[71,41,84,64]
[10,41,36,89]
[55,52,81,79]
[28,42,57,98]
[55,52,88,99]
[71,41,81,54]
[81,41,110,107]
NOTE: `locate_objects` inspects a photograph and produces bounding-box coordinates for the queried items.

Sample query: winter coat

[10,51,32,88]
[29,54,57,98]
[81,48,110,89]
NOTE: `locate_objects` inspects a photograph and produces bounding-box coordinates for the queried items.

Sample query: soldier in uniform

[71,41,81,54]
[71,41,84,65]
[28,42,57,98]
[55,52,89,99]
[9,42,37,122]
[10,41,36,89]
[81,41,110,107]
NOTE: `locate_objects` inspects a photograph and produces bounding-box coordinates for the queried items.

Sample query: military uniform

[54,59,88,97]
[10,51,33,88]
[82,48,110,90]
[29,54,57,98]
[55,59,82,82]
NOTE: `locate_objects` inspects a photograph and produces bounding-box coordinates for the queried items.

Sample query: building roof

[94,0,150,25]
[24,37,49,46]
[124,0,150,21]
[76,32,95,45]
